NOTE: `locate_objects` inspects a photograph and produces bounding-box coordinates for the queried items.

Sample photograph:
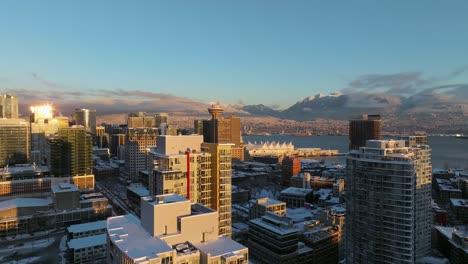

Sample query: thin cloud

[2,86,211,116]
[343,68,468,107]
[31,72,63,89]
[349,72,426,95]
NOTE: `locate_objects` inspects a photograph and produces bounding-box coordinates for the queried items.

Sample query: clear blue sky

[1,0,468,108]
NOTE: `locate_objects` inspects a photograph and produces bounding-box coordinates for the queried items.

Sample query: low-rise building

[67,233,107,263]
[433,226,468,264]
[126,183,149,216]
[435,178,463,205]
[290,173,312,189]
[248,212,312,264]
[52,183,80,210]
[301,226,341,264]
[107,194,248,264]
[0,184,111,237]
[67,220,107,239]
[450,199,468,224]
[279,187,313,208]
[249,197,286,220]
[232,185,249,204]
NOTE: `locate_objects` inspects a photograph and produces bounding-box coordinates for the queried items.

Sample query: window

[162,256,173,264]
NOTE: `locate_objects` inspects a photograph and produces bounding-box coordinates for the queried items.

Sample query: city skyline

[1,1,468,112]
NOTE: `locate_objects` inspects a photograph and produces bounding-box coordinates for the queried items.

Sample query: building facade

[74,109,96,134]
[202,142,233,238]
[249,197,286,220]
[107,194,248,264]
[125,127,157,179]
[48,126,93,177]
[149,136,232,238]
[346,140,432,263]
[0,94,19,119]
[349,114,382,150]
[200,103,245,161]
[0,119,30,168]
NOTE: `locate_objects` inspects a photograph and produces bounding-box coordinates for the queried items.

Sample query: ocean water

[243,135,468,169]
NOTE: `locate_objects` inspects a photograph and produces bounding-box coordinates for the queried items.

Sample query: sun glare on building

[30,104,54,121]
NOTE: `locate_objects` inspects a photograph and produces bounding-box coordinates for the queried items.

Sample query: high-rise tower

[349,114,382,150]
[0,119,30,167]
[208,103,224,144]
[149,135,233,238]
[201,103,244,160]
[125,127,157,179]
[74,109,96,134]
[202,142,232,238]
[0,94,19,119]
[346,139,432,263]
[49,126,93,177]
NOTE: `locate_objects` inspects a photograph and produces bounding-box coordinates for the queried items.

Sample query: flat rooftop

[67,220,107,234]
[0,165,50,175]
[142,194,188,205]
[251,197,284,207]
[249,214,301,236]
[68,234,107,250]
[127,184,150,197]
[286,207,315,223]
[450,198,468,208]
[193,236,246,257]
[280,187,313,196]
[0,197,52,210]
[107,214,173,260]
[51,183,79,193]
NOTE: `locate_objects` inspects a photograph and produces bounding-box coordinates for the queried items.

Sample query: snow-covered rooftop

[316,189,333,200]
[450,198,468,208]
[251,197,284,207]
[51,183,79,193]
[0,197,52,210]
[127,184,150,197]
[280,187,313,196]
[142,194,188,205]
[107,214,173,260]
[67,234,107,250]
[67,220,107,234]
[193,236,246,257]
[249,214,301,235]
[286,207,315,223]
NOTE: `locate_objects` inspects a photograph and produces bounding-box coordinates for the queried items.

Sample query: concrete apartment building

[67,233,107,264]
[67,220,107,239]
[66,220,108,263]
[52,183,80,210]
[433,226,467,264]
[346,139,432,263]
[248,211,341,264]
[127,112,156,128]
[279,187,314,208]
[125,127,157,179]
[150,135,212,206]
[149,135,233,237]
[106,194,248,264]
[202,142,233,238]
[249,197,286,220]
